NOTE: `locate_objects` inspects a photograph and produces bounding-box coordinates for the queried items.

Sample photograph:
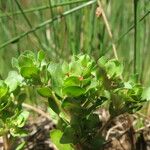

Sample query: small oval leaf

[37,87,52,97]
[63,86,85,97]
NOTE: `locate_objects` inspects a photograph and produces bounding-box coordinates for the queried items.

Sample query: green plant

[0,50,149,149]
[0,70,29,149]
[0,0,149,85]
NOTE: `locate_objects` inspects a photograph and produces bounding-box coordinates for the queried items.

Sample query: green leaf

[98,58,123,79]
[64,76,80,87]
[98,56,107,67]
[38,50,45,62]
[59,112,70,124]
[142,87,150,100]
[61,98,81,113]
[69,61,82,76]
[16,142,26,150]
[12,57,19,69]
[79,54,91,67]
[124,82,132,89]
[21,50,35,60]
[86,78,98,92]
[5,71,23,92]
[18,55,34,67]
[10,128,28,137]
[48,97,60,115]
[15,111,29,128]
[37,87,52,97]
[60,126,78,144]
[0,80,8,99]
[82,78,91,86]
[63,86,85,97]
[84,114,101,129]
[51,129,73,150]
[48,107,59,124]
[0,98,11,111]
[48,63,64,97]
[20,66,39,79]
[105,62,115,79]
[106,60,123,78]
[113,60,123,77]
[62,61,69,74]
[82,62,95,77]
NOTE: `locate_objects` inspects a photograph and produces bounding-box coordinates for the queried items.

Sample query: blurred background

[0,0,149,85]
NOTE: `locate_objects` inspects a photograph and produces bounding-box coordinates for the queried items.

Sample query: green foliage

[63,86,86,97]
[0,51,149,149]
[17,51,40,80]
[51,129,73,150]
[0,0,149,89]
[5,71,23,92]
[0,53,30,139]
[0,80,8,99]
[37,87,52,97]
[16,142,26,150]
[0,0,149,148]
[48,97,61,115]
[98,56,123,79]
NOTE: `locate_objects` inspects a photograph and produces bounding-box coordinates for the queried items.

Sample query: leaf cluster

[1,50,149,149]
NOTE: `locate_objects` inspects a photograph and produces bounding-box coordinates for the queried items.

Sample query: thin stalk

[48,0,59,53]
[117,11,149,44]
[97,0,118,60]
[37,6,49,48]
[0,0,96,50]
[10,0,20,55]
[105,11,149,53]
[22,103,51,120]
[14,0,46,51]
[89,4,97,53]
[141,1,147,84]
[0,0,87,18]
[133,0,138,75]
[0,8,41,50]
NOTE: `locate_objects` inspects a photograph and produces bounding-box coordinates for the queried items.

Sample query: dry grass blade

[97,0,118,60]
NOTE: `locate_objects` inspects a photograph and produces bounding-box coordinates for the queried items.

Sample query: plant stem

[22,103,51,120]
[48,0,59,54]
[133,0,138,75]
[14,0,45,51]
[117,11,149,44]
[10,0,20,55]
[3,134,10,150]
[0,0,87,18]
[97,0,118,60]
[105,11,150,52]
